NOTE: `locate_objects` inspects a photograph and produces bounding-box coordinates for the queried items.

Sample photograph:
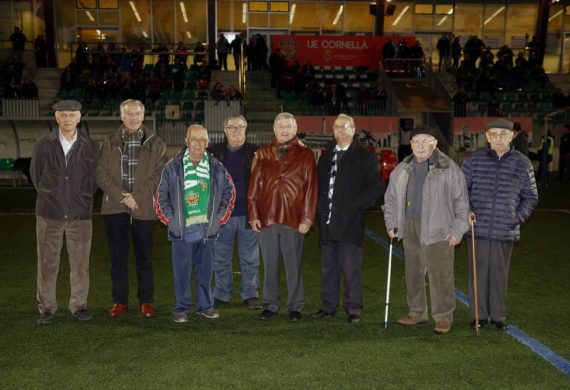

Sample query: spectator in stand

[436,33,451,72]
[479,48,494,71]
[526,35,542,63]
[254,34,269,71]
[9,55,25,84]
[33,34,47,67]
[453,87,468,117]
[225,85,242,100]
[10,27,26,61]
[307,80,325,109]
[475,69,498,92]
[217,33,230,71]
[230,33,243,70]
[373,84,388,113]
[357,85,371,114]
[511,122,529,157]
[193,41,206,65]
[451,36,462,68]
[211,82,227,102]
[301,60,315,81]
[269,48,285,98]
[552,88,567,109]
[556,124,570,181]
[245,36,256,71]
[20,75,38,98]
[487,98,501,117]
[497,44,514,67]
[382,38,396,69]
[153,43,170,65]
[456,60,474,91]
[3,77,20,98]
[325,82,347,115]
[174,41,188,65]
[463,35,485,71]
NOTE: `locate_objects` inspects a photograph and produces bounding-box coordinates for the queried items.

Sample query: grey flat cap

[486,118,513,130]
[410,125,437,138]
[52,100,82,111]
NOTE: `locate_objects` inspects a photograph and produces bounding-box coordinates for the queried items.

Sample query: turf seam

[366,228,570,377]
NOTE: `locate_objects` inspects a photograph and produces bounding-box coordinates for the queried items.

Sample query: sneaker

[37,311,54,325]
[289,311,302,322]
[172,312,189,323]
[214,297,228,306]
[198,308,220,319]
[258,309,277,321]
[243,297,262,310]
[397,315,428,326]
[311,310,335,319]
[347,314,361,324]
[72,309,93,321]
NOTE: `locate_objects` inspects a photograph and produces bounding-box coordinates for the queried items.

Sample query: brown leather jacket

[248,137,317,230]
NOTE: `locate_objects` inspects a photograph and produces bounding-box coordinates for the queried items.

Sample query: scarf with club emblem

[182,149,210,226]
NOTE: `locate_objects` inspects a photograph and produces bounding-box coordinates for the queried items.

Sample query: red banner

[296,116,400,137]
[272,35,416,68]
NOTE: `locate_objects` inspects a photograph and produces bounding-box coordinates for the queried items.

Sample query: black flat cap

[52,100,82,111]
[410,125,437,139]
[486,118,513,130]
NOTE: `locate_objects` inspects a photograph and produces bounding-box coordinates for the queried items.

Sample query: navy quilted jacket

[462,146,538,242]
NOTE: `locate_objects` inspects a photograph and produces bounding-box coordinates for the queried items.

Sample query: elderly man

[209,115,260,309]
[313,114,384,324]
[462,119,538,330]
[248,112,317,322]
[155,124,235,323]
[383,125,469,334]
[96,99,167,318]
[31,100,99,325]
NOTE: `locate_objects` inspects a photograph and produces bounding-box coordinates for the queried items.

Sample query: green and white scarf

[183,150,210,226]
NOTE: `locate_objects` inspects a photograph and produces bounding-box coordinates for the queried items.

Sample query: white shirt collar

[58,128,78,157]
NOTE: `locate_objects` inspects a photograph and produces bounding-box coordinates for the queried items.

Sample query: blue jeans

[171,232,214,314]
[213,215,260,302]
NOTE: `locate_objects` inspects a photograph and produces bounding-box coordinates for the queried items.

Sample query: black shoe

[491,320,509,331]
[470,319,488,329]
[37,311,54,325]
[258,309,277,321]
[311,310,335,319]
[72,309,93,321]
[347,314,361,324]
[289,311,302,322]
[243,297,262,310]
[214,297,228,306]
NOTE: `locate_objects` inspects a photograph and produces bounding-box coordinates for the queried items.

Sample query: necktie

[327,150,337,224]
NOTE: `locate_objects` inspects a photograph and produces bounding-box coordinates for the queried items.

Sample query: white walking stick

[384,228,397,328]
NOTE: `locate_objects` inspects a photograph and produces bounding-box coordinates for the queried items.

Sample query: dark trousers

[104,213,154,305]
[320,242,363,316]
[467,238,513,322]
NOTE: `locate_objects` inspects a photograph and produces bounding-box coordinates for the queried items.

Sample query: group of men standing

[31,98,537,333]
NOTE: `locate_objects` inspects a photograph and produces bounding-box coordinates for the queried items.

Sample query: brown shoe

[434,321,452,334]
[140,303,155,318]
[397,315,428,326]
[107,303,128,317]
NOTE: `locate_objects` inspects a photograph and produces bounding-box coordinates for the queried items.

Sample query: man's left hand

[444,234,460,246]
[298,222,310,234]
[121,192,139,210]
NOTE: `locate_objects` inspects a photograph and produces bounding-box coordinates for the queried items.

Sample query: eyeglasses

[487,131,513,140]
[225,125,246,131]
[333,123,352,130]
[410,138,436,147]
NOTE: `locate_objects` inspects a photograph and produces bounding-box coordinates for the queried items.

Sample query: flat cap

[52,100,82,111]
[410,125,437,139]
[486,118,513,130]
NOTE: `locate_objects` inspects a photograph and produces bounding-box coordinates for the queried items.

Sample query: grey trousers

[258,224,305,313]
[320,242,363,315]
[402,219,456,323]
[467,238,513,322]
[36,216,92,314]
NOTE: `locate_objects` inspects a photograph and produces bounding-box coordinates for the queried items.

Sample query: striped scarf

[327,150,338,224]
[121,127,143,192]
[183,150,210,226]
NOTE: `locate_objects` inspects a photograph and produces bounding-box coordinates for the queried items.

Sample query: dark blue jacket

[154,148,235,241]
[462,146,538,242]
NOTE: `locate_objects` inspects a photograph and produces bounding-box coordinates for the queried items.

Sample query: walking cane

[469,214,481,336]
[384,228,397,329]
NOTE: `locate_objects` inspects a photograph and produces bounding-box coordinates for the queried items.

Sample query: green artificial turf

[0,181,569,388]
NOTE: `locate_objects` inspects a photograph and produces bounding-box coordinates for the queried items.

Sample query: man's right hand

[250,219,261,233]
[388,228,398,239]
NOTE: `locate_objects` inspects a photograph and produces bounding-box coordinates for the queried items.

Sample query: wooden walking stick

[469,213,481,336]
